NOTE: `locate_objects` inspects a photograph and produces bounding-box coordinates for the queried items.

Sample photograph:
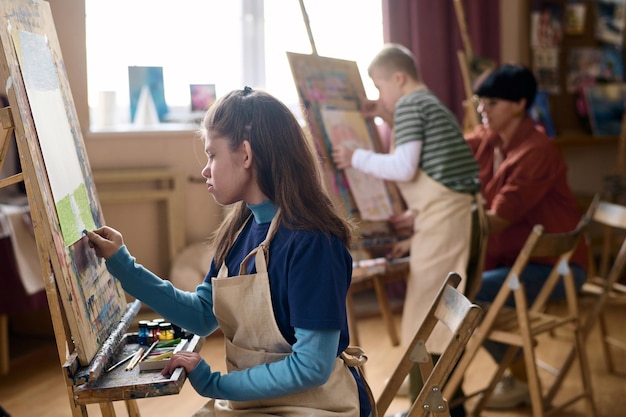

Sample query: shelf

[552,132,618,148]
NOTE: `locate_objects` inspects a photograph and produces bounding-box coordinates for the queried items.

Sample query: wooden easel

[454,0,481,133]
[292,0,405,237]
[453,0,496,134]
[0,1,201,415]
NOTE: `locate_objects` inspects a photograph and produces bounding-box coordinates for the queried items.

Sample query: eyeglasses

[471,95,501,109]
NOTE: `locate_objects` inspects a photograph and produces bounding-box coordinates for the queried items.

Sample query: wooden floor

[0,292,624,417]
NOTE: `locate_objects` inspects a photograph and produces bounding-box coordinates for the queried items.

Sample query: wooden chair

[376,272,483,417]
[444,211,598,417]
[579,200,626,374]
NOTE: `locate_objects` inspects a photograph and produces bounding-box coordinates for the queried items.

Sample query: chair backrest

[582,199,626,331]
[376,273,483,417]
[466,192,489,300]
[497,224,585,316]
[591,200,626,279]
[506,195,597,313]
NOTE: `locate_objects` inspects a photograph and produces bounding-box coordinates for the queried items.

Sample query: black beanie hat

[474,64,538,109]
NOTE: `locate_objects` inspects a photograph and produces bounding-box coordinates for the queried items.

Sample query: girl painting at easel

[86,87,375,417]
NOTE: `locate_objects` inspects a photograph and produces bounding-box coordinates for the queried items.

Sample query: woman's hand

[161,350,202,376]
[85,226,124,259]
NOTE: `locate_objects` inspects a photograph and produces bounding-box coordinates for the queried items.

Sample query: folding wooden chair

[444,212,598,417]
[579,200,626,374]
[376,272,483,417]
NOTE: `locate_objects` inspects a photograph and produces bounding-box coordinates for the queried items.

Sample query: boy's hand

[361,99,381,118]
[389,238,411,259]
[331,144,354,169]
[85,226,124,259]
[361,99,393,125]
[389,210,414,234]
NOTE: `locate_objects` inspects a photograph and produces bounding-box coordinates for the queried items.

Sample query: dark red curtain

[381,0,500,121]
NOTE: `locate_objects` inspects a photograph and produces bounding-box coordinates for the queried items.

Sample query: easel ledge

[65,300,142,385]
[73,334,204,405]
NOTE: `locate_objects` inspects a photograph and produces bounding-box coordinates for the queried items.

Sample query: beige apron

[396,170,473,353]
[192,213,368,417]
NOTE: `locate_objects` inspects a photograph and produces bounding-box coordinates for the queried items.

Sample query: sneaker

[484,373,530,409]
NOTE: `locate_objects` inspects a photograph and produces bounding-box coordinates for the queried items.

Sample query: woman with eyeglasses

[464,64,588,410]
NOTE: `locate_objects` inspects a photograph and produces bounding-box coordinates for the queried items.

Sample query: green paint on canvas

[56,184,96,246]
[74,183,96,232]
[56,195,78,245]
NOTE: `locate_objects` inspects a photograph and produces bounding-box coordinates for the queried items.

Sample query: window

[86,0,383,131]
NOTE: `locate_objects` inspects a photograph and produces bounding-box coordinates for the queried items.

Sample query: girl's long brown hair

[202,88,353,267]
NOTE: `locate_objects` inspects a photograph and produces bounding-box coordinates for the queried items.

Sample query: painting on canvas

[128,66,169,123]
[321,107,394,221]
[10,28,127,362]
[585,83,626,136]
[190,84,216,112]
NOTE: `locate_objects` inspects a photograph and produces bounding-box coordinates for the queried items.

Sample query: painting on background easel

[287,51,405,238]
[287,2,404,238]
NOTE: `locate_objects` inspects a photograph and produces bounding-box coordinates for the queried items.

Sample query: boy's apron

[396,170,473,353]
[192,213,368,417]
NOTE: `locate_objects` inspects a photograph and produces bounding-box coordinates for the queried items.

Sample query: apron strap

[219,209,282,277]
[341,346,378,417]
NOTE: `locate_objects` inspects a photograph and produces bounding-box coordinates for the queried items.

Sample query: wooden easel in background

[453,0,495,133]
[0,1,200,415]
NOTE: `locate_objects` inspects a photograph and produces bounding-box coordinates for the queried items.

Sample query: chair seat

[479,306,577,347]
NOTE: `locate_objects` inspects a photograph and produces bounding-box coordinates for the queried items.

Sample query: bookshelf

[529,1,625,142]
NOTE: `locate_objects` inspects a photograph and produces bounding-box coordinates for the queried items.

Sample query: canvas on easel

[0,0,127,367]
[287,51,405,241]
[0,1,201,415]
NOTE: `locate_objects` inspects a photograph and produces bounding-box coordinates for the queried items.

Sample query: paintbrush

[125,347,145,371]
[137,340,159,364]
[106,351,137,373]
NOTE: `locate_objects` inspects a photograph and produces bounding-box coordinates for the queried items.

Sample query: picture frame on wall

[595,0,626,47]
[128,66,169,123]
[190,83,216,112]
[566,47,624,93]
[530,0,564,48]
[565,1,587,35]
[585,83,626,136]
